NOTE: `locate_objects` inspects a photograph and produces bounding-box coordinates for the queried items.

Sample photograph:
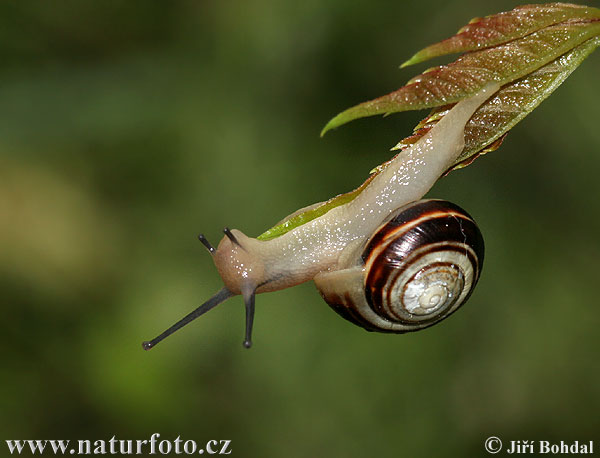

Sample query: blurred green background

[1,1,599,456]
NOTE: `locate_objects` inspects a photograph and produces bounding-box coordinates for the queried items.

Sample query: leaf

[260,6,600,241]
[401,3,600,67]
[393,36,600,172]
[321,18,600,135]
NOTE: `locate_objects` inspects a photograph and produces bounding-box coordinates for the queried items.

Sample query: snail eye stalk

[197,234,216,254]
[223,227,242,248]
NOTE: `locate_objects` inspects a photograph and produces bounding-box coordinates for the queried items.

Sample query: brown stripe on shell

[319,290,382,332]
[364,214,483,289]
[362,199,480,270]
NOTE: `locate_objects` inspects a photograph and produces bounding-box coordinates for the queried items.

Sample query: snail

[142,83,499,350]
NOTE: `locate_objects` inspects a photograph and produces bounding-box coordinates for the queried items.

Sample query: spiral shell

[315,199,484,333]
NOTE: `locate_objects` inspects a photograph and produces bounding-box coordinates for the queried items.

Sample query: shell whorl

[318,199,484,333]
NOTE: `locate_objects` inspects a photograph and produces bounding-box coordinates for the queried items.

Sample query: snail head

[142,228,265,351]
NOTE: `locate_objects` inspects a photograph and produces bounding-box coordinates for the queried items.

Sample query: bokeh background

[2,1,599,456]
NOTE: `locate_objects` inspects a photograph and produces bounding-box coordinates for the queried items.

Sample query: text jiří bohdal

[506,440,594,454]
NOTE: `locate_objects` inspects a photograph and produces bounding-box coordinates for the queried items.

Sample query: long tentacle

[142,288,233,350]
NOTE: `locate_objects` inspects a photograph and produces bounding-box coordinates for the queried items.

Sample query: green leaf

[394,36,600,172]
[401,3,600,67]
[321,19,600,136]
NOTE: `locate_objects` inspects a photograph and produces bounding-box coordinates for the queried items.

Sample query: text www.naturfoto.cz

[6,434,232,455]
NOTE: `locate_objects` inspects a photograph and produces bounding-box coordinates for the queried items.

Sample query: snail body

[143,83,499,349]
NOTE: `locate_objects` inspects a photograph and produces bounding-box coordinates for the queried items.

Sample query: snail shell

[314,199,484,333]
